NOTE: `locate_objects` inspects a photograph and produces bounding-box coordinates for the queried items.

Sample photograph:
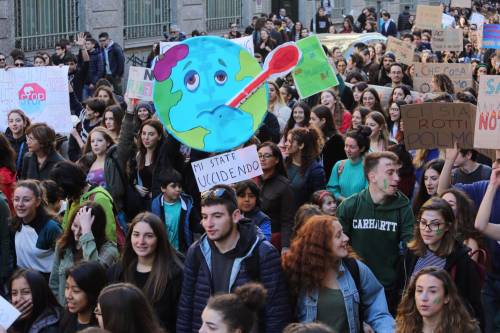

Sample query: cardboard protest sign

[191,145,263,192]
[292,35,338,98]
[474,75,500,149]
[415,5,443,30]
[469,25,483,49]
[153,36,300,152]
[401,102,476,149]
[451,0,471,7]
[126,66,154,101]
[0,66,71,133]
[413,63,473,93]
[431,28,463,52]
[386,37,415,65]
[0,295,21,329]
[482,24,500,49]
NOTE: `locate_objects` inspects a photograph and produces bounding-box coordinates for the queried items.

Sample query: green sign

[292,35,339,99]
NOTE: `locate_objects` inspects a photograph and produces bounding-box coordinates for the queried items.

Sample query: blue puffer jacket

[176,220,291,333]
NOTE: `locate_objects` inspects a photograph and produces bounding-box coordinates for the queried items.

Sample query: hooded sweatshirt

[337,188,415,287]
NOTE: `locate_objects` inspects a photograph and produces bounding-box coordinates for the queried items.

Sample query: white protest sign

[413,63,473,93]
[474,75,500,149]
[0,295,21,329]
[0,66,71,133]
[191,145,263,192]
[126,66,154,101]
[431,28,464,52]
[160,35,254,56]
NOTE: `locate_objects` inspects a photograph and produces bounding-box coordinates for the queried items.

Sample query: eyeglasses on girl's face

[14,62,24,67]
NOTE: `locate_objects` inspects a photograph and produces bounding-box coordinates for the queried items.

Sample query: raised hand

[75,32,87,48]
[78,206,95,234]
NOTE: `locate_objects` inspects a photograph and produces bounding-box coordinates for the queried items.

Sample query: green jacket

[62,187,116,242]
[49,232,119,305]
[337,188,415,287]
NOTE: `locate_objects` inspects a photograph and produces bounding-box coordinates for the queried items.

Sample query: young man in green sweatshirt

[337,151,415,314]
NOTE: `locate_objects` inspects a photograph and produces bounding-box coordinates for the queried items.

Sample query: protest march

[1,1,500,333]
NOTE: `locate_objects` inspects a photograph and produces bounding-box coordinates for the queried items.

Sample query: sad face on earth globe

[153,36,268,152]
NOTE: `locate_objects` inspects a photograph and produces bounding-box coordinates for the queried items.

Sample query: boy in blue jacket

[151,169,201,253]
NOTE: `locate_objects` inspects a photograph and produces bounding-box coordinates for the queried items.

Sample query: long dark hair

[99,283,165,333]
[283,102,311,140]
[9,269,61,332]
[0,132,16,172]
[60,262,107,333]
[136,119,165,171]
[285,127,322,176]
[122,212,183,303]
[56,201,109,255]
[412,159,444,213]
[310,105,338,139]
[257,141,288,178]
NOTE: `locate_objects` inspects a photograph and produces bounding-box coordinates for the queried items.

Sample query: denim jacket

[296,259,395,333]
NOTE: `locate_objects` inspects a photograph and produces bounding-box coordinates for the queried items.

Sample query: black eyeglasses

[0,58,5,61]
[418,220,445,231]
[14,63,24,67]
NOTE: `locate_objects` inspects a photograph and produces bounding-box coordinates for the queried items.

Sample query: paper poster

[469,24,483,48]
[482,24,500,49]
[431,28,464,52]
[415,5,443,30]
[126,66,154,101]
[0,295,21,329]
[292,35,338,99]
[0,66,71,133]
[413,63,473,93]
[191,145,263,192]
[152,36,300,152]
[474,75,500,149]
[386,37,415,65]
[401,102,476,149]
[451,0,471,7]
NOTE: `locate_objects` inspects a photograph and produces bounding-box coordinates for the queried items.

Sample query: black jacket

[5,128,28,176]
[397,242,484,326]
[260,173,294,247]
[322,134,346,182]
[102,42,125,78]
[20,150,65,181]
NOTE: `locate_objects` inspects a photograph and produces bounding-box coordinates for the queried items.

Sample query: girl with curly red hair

[282,215,394,333]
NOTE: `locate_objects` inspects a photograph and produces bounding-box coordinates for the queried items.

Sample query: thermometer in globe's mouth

[226,42,301,109]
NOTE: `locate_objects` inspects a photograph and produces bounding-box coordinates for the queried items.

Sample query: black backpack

[343,257,365,330]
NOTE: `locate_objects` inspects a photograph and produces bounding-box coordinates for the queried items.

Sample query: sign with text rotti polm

[191,145,263,192]
[474,75,500,149]
[401,102,476,149]
[292,35,338,99]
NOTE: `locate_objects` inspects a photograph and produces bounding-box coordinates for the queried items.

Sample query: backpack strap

[343,257,364,330]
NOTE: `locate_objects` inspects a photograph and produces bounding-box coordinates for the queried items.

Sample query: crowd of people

[0,1,499,333]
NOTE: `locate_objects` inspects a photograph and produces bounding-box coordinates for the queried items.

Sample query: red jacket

[0,167,15,213]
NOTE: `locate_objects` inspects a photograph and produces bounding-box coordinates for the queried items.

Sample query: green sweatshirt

[337,188,415,287]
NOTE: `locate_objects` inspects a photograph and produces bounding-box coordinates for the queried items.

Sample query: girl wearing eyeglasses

[396,197,483,327]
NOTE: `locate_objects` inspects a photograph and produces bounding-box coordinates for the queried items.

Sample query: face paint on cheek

[384,178,388,190]
[435,229,444,236]
[433,297,441,305]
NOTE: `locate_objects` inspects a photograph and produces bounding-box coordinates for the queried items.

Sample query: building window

[15,0,79,52]
[206,0,242,32]
[124,0,170,40]
[328,0,346,22]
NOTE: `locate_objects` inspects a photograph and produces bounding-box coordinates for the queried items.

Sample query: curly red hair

[283,215,342,296]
